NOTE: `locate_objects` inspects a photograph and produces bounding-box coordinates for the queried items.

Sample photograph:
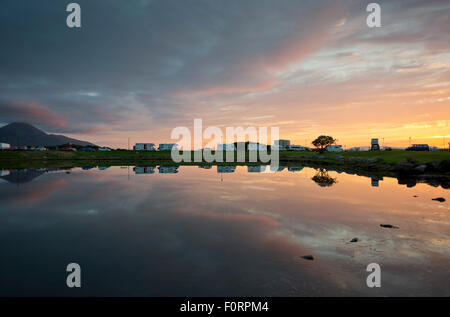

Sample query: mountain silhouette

[0,122,96,146]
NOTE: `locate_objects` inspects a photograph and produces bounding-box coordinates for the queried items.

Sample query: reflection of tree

[311,169,337,187]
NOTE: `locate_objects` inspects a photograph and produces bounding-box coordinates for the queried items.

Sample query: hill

[0,122,97,147]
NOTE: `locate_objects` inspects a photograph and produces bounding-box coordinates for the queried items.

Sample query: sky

[0,0,449,148]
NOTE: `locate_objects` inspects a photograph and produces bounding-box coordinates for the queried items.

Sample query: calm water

[0,166,448,296]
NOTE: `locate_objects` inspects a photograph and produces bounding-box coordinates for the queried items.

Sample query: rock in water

[432,197,446,202]
[300,255,314,261]
[380,224,399,229]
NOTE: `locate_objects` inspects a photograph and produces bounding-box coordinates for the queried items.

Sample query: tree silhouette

[312,135,336,153]
[312,169,337,187]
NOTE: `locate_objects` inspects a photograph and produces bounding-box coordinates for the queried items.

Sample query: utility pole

[128,137,130,151]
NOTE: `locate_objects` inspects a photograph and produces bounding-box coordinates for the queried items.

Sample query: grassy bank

[0,149,449,171]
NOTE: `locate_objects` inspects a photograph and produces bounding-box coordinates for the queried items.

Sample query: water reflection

[134,166,156,174]
[311,168,338,187]
[0,166,448,296]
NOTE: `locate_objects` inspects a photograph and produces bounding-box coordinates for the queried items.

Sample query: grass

[0,149,449,169]
[280,150,450,164]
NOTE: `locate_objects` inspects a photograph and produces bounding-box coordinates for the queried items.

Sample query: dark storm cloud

[0,0,349,132]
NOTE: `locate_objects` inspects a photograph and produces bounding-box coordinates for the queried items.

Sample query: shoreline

[1,150,449,187]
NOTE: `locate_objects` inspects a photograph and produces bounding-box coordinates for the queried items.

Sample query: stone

[300,255,314,261]
[380,224,399,229]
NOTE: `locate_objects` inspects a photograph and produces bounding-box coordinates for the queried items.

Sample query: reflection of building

[199,165,212,169]
[270,165,286,172]
[159,144,178,151]
[0,169,10,177]
[288,167,304,172]
[248,143,267,151]
[133,166,156,174]
[217,166,236,173]
[134,143,156,151]
[247,166,266,173]
[158,166,179,173]
[98,166,110,170]
[274,140,290,151]
[371,176,383,187]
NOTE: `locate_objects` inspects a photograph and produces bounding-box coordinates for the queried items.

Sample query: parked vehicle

[98,147,112,152]
[406,144,429,151]
[80,147,96,152]
[59,147,77,152]
[0,143,11,150]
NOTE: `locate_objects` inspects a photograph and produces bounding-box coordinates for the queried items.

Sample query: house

[134,143,155,151]
[0,143,11,150]
[159,144,178,151]
[326,145,344,152]
[274,140,290,151]
[288,145,305,151]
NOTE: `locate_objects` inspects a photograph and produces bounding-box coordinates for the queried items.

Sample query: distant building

[98,147,111,152]
[159,144,178,151]
[134,143,155,151]
[288,145,305,151]
[134,166,156,174]
[274,140,290,151]
[0,143,11,150]
[371,138,380,151]
[326,145,344,152]
[270,165,286,172]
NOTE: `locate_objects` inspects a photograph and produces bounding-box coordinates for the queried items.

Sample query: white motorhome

[134,143,156,151]
[288,145,305,151]
[248,143,267,151]
[159,144,178,151]
[0,143,11,150]
[326,145,344,152]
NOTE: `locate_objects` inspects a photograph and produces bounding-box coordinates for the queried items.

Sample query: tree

[312,135,336,153]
